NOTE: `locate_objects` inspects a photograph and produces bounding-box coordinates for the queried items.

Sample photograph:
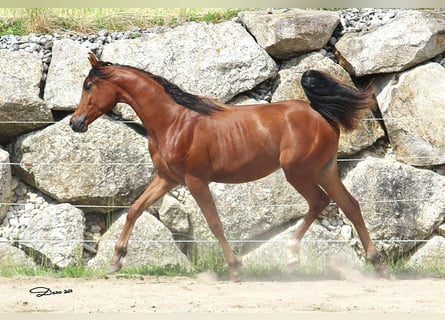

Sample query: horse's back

[184,99,339,183]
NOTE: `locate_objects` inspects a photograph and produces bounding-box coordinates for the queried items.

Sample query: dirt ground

[1,271,445,315]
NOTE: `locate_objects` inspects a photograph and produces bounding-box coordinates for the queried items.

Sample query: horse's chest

[149,143,187,181]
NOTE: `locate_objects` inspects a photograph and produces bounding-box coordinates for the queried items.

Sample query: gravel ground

[1,273,445,314]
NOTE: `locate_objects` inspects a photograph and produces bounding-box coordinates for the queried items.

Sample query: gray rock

[111,103,143,127]
[242,220,365,274]
[239,9,339,59]
[0,148,12,222]
[0,50,52,141]
[10,116,153,212]
[343,157,445,259]
[375,63,445,166]
[87,210,192,271]
[272,53,354,102]
[159,194,190,235]
[439,223,445,237]
[407,236,445,271]
[271,52,384,157]
[0,243,36,269]
[229,94,268,106]
[101,21,277,103]
[20,203,84,268]
[336,11,445,76]
[44,39,91,110]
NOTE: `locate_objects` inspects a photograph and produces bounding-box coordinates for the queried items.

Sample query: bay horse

[70,53,387,281]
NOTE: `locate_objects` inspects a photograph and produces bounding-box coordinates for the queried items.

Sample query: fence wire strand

[0,238,432,245]
[1,116,445,125]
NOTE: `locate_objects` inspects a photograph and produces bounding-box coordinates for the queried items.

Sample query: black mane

[143,68,224,115]
[92,62,224,115]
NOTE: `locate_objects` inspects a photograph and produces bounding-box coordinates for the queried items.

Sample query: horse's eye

[84,81,92,91]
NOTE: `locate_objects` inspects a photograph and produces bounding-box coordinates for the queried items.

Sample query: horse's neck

[116,73,185,136]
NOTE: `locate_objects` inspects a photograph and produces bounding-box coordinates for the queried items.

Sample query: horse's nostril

[70,115,87,132]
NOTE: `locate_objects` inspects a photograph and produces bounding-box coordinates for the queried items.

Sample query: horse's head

[70,53,120,132]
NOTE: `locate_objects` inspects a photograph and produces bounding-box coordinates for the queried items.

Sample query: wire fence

[0,116,444,247]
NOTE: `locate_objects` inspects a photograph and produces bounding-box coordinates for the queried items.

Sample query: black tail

[301,70,375,132]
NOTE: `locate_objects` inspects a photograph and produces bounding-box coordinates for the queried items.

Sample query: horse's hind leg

[282,168,331,261]
[318,159,388,277]
[108,173,178,273]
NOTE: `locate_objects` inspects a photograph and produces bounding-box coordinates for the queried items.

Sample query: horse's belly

[211,158,281,184]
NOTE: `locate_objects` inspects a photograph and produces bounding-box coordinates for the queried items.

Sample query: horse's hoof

[285,239,300,268]
[376,265,393,280]
[286,255,299,266]
[230,272,241,283]
[286,239,300,253]
[107,262,122,274]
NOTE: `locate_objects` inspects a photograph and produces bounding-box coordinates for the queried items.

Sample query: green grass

[187,244,229,276]
[384,254,445,279]
[0,8,246,36]
[117,264,193,278]
[0,264,101,278]
[2,241,445,279]
[2,256,445,280]
[0,263,191,278]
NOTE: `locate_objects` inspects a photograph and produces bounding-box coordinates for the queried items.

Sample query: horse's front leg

[185,175,241,282]
[108,173,178,273]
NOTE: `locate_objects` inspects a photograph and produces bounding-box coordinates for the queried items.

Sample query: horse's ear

[88,53,100,68]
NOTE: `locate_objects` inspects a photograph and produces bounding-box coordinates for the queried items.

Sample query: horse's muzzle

[69,114,87,132]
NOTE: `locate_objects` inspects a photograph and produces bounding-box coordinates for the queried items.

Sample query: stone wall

[0,8,444,273]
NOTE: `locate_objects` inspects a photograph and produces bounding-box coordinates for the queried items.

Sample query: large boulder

[159,194,190,236]
[375,63,445,166]
[242,220,365,274]
[336,11,445,76]
[407,236,445,272]
[44,39,91,110]
[0,243,36,269]
[439,223,445,237]
[343,157,445,259]
[101,21,277,103]
[87,210,192,271]
[0,148,12,222]
[271,52,384,157]
[20,203,84,268]
[0,50,52,142]
[10,116,153,212]
[239,9,339,59]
